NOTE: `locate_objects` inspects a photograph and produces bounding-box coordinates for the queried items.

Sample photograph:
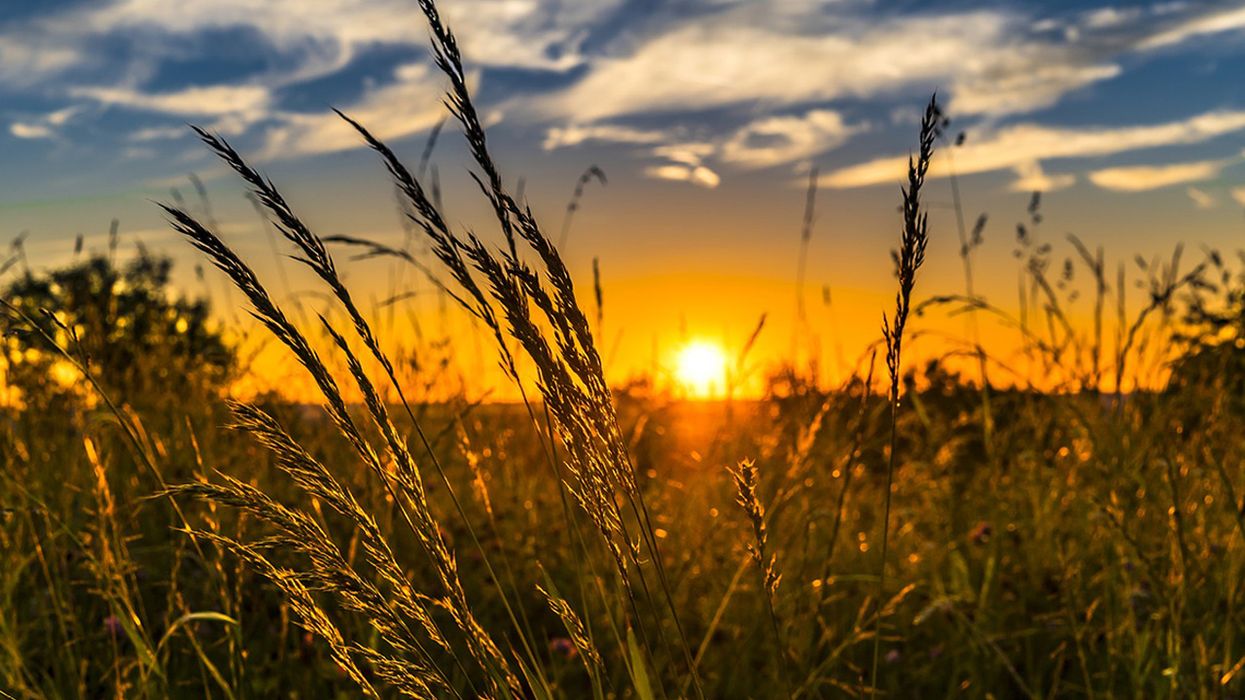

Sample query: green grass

[4,367,1245,697]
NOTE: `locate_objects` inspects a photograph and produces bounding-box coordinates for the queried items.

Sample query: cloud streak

[258,63,454,160]
[644,163,721,189]
[823,110,1245,190]
[719,110,860,169]
[1088,159,1228,192]
[70,85,271,118]
[1186,186,1216,208]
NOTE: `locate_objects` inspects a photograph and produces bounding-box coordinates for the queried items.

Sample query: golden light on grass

[674,339,727,398]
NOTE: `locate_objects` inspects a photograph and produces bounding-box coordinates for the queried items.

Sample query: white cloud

[543,123,671,150]
[1187,186,1216,209]
[534,9,1117,123]
[643,141,721,187]
[525,0,1245,188]
[1137,6,1245,50]
[653,142,716,166]
[1081,8,1143,30]
[258,63,450,159]
[1232,186,1245,207]
[545,109,860,179]
[70,84,271,118]
[1010,161,1076,193]
[0,36,80,87]
[823,110,1245,188]
[7,106,83,140]
[77,0,619,75]
[44,106,79,127]
[720,110,859,168]
[129,126,189,142]
[0,0,618,156]
[644,163,720,189]
[949,62,1120,118]
[10,122,54,139]
[1088,159,1226,192]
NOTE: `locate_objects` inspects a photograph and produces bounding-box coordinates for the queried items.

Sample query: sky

[3,0,1245,395]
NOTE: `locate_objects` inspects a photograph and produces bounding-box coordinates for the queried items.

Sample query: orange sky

[5,1,1245,400]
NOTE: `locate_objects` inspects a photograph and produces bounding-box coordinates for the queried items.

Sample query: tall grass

[870,95,937,696]
[152,0,714,696]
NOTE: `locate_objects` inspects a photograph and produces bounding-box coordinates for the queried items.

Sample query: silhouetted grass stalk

[870,95,937,696]
[359,1,705,693]
[794,166,818,370]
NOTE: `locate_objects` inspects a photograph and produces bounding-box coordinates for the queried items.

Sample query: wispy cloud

[1011,162,1077,193]
[1186,186,1216,208]
[129,126,190,142]
[70,85,271,118]
[0,35,80,87]
[543,123,672,150]
[258,63,450,159]
[549,109,862,184]
[7,106,82,140]
[1088,159,1227,192]
[533,9,1117,124]
[642,142,720,188]
[823,110,1245,189]
[1079,7,1145,30]
[530,0,1244,131]
[10,122,54,139]
[1136,5,1245,50]
[77,0,619,74]
[644,163,720,189]
[720,110,860,169]
[0,0,618,158]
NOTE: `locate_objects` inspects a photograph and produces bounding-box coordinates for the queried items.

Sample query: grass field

[4,1,1245,698]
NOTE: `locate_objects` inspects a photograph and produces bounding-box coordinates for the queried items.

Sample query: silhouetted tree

[1,251,233,412]
[1170,259,1245,410]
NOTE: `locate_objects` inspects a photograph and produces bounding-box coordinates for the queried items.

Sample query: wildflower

[549,637,577,660]
[968,521,992,544]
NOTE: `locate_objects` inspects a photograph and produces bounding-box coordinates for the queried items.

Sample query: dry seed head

[730,459,781,596]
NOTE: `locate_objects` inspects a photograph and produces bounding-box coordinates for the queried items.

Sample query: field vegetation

[3,1,1245,697]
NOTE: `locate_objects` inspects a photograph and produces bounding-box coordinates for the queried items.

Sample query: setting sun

[674,339,728,398]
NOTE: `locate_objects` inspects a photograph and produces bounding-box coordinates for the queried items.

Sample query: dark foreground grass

[4,376,1245,697]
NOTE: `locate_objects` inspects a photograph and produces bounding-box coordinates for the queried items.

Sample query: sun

[674,339,728,398]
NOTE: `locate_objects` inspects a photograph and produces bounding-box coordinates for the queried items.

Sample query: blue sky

[4,0,1245,385]
[4,1,1245,197]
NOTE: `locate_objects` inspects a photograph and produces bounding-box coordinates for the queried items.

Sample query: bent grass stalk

[162,204,513,696]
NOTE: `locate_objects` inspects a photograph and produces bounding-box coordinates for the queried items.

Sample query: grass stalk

[869,94,938,697]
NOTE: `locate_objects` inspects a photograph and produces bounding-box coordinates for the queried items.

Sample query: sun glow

[674,339,728,398]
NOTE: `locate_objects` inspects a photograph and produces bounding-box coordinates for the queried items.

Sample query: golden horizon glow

[674,339,728,398]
